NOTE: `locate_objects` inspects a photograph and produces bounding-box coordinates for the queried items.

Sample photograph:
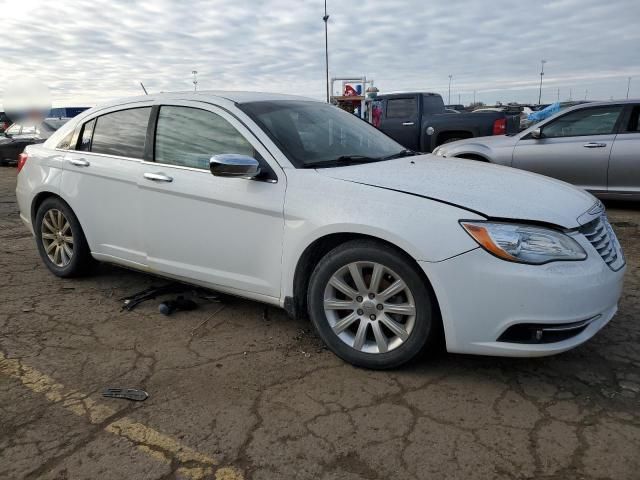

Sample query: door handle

[144,172,173,183]
[402,122,415,126]
[69,158,90,167]
[583,142,607,148]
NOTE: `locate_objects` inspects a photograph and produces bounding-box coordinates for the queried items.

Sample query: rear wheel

[35,197,93,277]
[308,240,438,369]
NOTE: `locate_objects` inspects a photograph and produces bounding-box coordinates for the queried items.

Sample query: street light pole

[537,60,546,104]
[192,70,198,92]
[448,75,452,105]
[323,1,330,103]
[627,77,632,99]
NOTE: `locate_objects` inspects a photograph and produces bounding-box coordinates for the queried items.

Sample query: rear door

[61,104,151,266]
[378,96,420,151]
[608,105,640,197]
[512,105,624,193]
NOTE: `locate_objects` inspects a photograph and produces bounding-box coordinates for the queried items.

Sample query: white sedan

[16,91,625,369]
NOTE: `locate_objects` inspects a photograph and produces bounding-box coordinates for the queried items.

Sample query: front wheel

[308,240,438,369]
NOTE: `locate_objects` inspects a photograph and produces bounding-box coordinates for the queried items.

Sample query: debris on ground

[102,388,149,402]
[159,296,199,316]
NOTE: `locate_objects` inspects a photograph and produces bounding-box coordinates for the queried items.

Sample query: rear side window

[154,106,254,169]
[386,98,417,118]
[627,106,640,132]
[542,106,623,138]
[78,119,95,151]
[90,107,151,158]
[56,130,75,150]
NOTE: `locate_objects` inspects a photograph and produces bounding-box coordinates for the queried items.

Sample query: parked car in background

[433,100,640,200]
[0,118,69,165]
[49,107,90,118]
[16,91,624,369]
[0,112,10,133]
[375,92,520,152]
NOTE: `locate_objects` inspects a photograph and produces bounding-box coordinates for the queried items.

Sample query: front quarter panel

[281,169,483,299]
[438,136,517,166]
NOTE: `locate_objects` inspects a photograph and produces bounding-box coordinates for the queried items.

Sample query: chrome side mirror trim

[209,154,261,179]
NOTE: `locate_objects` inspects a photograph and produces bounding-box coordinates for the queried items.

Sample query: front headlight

[460,221,587,264]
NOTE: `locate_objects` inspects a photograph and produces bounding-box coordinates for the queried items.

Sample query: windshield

[238,100,408,168]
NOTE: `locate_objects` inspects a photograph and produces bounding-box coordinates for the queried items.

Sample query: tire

[34,197,93,277]
[307,239,438,369]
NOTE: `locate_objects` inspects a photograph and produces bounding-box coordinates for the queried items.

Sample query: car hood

[315,156,598,228]
[436,133,519,153]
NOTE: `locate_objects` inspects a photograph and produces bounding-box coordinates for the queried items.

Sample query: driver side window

[542,106,623,138]
[154,106,255,170]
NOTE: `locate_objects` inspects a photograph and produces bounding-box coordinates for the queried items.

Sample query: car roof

[566,99,639,107]
[376,91,440,98]
[98,90,321,109]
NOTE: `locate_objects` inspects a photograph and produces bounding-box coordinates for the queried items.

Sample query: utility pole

[557,88,560,102]
[458,93,461,105]
[192,70,198,91]
[323,1,330,103]
[473,90,476,105]
[448,75,452,104]
[584,89,588,100]
[569,87,572,100]
[537,59,546,104]
[627,77,632,99]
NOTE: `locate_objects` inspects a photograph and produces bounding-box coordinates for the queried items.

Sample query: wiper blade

[304,155,378,168]
[380,149,419,160]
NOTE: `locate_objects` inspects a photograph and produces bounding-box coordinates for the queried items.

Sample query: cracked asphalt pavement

[1,167,639,479]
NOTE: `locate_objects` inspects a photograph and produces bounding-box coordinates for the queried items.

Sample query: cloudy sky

[1,0,639,108]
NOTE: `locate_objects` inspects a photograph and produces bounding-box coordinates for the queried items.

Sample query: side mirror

[530,128,543,139]
[209,154,261,179]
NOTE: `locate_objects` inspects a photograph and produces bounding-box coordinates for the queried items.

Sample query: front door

[608,105,640,197]
[379,97,420,151]
[138,102,286,300]
[512,105,624,193]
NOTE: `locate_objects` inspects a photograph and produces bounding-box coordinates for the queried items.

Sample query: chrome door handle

[583,142,606,148]
[69,158,90,167]
[402,122,415,126]
[144,172,173,182]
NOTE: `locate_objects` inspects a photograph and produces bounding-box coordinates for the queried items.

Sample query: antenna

[140,82,148,95]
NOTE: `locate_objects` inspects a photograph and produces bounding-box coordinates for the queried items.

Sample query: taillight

[492,118,507,135]
[17,153,28,173]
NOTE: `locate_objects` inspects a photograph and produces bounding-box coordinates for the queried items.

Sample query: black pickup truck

[374,92,520,152]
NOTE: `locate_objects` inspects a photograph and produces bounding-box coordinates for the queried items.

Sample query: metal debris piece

[190,304,226,336]
[102,388,149,402]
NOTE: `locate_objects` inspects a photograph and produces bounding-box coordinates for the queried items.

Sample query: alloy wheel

[323,261,417,354]
[41,209,74,267]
